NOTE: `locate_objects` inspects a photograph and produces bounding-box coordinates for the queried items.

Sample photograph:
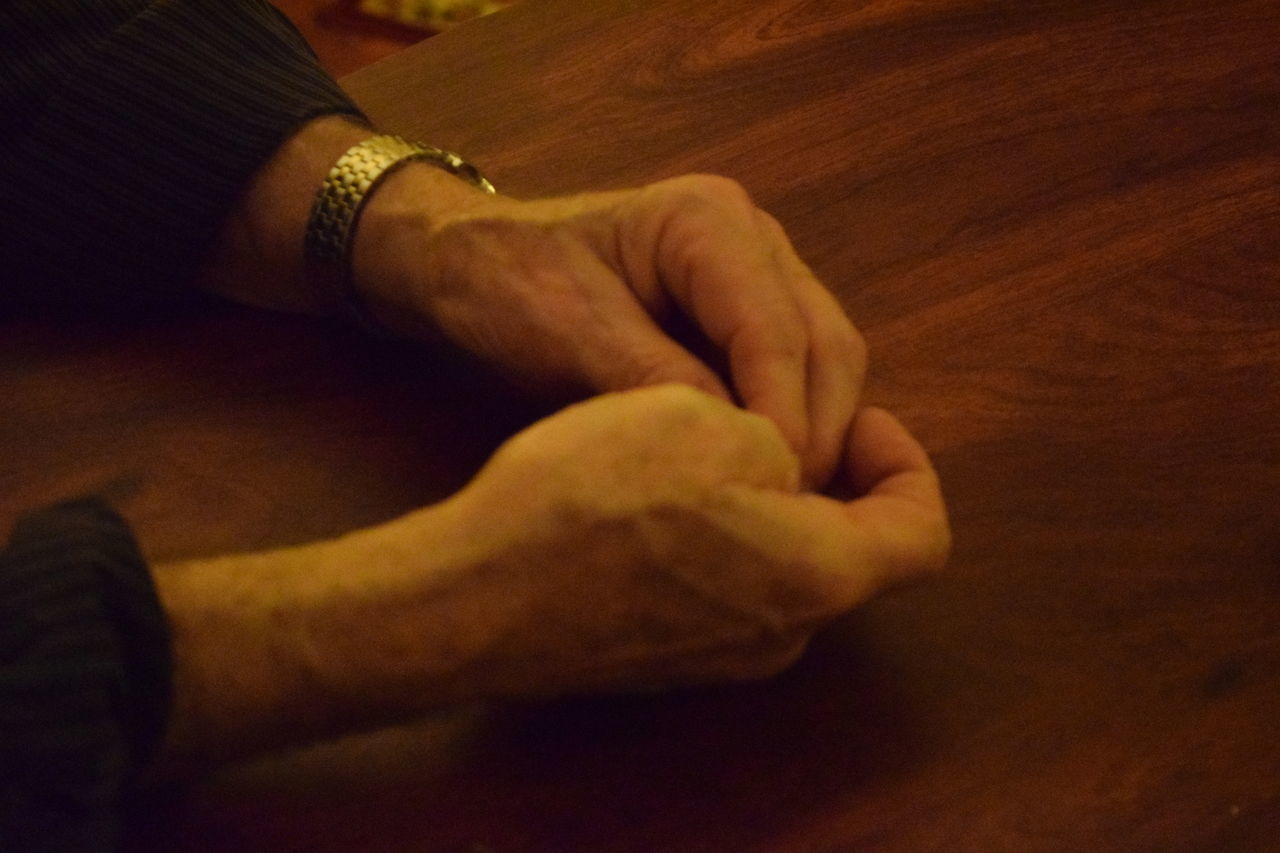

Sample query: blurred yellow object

[356,0,514,31]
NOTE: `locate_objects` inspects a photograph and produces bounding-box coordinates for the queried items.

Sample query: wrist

[197,115,499,333]
[198,115,371,312]
[346,159,501,338]
[301,132,499,337]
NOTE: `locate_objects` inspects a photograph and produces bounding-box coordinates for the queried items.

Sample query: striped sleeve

[0,0,365,306]
[0,499,170,853]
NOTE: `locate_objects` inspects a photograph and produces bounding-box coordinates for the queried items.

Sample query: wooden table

[4,0,1277,849]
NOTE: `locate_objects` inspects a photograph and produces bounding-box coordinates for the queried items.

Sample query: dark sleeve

[0,0,365,307]
[0,499,170,853]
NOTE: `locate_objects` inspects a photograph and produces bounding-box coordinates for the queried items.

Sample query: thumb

[839,407,951,583]
[727,407,949,612]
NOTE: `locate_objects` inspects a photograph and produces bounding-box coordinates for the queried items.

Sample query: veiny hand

[153,383,947,769]
[199,118,861,485]
[433,383,949,697]
[357,173,866,488]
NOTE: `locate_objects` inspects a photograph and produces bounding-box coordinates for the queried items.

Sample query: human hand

[196,118,861,487]
[432,383,949,697]
[355,172,866,489]
[152,384,946,769]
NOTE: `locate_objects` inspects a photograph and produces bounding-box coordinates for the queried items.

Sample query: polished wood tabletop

[3,0,1276,850]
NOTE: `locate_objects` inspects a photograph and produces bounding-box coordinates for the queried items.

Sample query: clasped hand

[345,170,949,695]
[428,385,949,697]
[355,172,866,488]
[165,152,951,764]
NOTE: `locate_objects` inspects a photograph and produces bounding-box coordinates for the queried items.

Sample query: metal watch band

[304,134,496,330]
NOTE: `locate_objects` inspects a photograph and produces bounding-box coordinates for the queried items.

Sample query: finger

[663,208,812,456]
[754,210,865,489]
[800,318,862,489]
[840,407,951,583]
[724,407,948,611]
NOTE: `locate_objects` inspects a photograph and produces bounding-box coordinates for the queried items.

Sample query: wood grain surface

[4,0,1276,850]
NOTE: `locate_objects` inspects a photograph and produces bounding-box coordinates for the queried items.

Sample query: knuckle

[822,316,867,365]
[753,205,783,231]
[651,174,757,227]
[752,207,797,247]
[673,173,753,206]
[840,321,868,361]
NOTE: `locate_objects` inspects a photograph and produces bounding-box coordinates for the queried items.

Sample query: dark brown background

[3,0,1277,849]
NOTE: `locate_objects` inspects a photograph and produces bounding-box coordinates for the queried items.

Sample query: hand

[197,117,863,487]
[357,172,866,489]
[152,385,947,770]
[437,384,949,696]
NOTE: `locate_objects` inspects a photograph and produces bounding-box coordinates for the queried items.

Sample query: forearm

[149,495,503,774]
